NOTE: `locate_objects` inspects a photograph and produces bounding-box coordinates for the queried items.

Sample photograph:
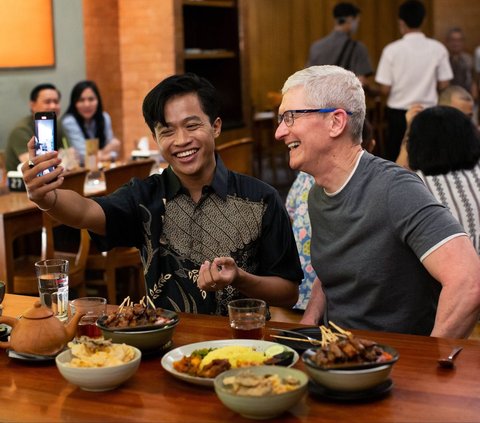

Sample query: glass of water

[35,259,69,322]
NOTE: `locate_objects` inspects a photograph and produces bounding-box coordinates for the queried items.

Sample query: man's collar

[163,153,229,201]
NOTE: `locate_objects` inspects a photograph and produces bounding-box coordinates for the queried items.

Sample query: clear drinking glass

[35,259,69,322]
[227,298,266,340]
[70,297,107,339]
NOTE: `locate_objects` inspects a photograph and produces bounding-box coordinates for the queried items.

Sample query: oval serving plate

[161,339,299,387]
[302,344,399,371]
[96,309,179,332]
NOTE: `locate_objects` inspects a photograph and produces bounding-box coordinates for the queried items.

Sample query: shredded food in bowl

[66,337,136,368]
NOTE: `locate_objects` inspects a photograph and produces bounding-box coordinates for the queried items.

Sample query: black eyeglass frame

[277,108,353,126]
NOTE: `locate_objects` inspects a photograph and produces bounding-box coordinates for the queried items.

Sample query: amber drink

[228,299,266,340]
[70,297,107,339]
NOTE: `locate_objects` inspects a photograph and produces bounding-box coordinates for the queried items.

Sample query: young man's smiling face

[154,93,221,184]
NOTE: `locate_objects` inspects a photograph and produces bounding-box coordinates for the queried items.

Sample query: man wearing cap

[307,2,373,87]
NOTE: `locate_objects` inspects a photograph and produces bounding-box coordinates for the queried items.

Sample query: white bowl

[55,346,141,391]
[304,362,393,392]
[214,365,308,420]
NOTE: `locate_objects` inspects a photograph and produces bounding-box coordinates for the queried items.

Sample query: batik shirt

[91,157,302,315]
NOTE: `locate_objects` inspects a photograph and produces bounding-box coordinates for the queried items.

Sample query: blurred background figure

[407,106,480,253]
[438,85,475,120]
[375,0,453,162]
[285,119,376,310]
[396,85,476,168]
[444,27,477,101]
[62,80,121,166]
[306,2,373,89]
[5,83,64,172]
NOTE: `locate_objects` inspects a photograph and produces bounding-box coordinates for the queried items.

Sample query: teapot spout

[65,311,85,342]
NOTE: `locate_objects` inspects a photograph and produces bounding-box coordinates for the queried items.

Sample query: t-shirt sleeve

[387,172,465,259]
[62,114,86,159]
[375,48,392,85]
[437,45,454,81]
[351,42,373,77]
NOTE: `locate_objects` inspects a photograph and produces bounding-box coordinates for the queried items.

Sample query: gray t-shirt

[309,152,465,335]
[307,30,373,77]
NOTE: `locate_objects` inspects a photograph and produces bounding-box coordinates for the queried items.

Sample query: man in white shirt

[375,0,452,161]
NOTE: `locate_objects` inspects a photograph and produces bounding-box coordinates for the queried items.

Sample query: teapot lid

[23,301,54,320]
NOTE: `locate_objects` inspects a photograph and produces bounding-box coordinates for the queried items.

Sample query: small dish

[271,327,323,352]
[7,349,58,363]
[56,346,141,391]
[214,365,308,419]
[0,323,11,341]
[308,378,393,401]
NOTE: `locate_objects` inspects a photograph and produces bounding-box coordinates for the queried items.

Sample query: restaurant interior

[1,1,480,421]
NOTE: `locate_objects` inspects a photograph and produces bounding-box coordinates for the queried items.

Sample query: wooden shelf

[184,51,236,60]
[183,0,234,7]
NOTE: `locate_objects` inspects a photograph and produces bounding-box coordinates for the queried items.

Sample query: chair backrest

[103,159,156,194]
[215,137,255,176]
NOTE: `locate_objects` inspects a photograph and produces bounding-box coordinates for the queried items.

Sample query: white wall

[0,0,86,150]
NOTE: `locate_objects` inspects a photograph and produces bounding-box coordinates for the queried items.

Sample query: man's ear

[329,110,348,138]
[212,117,222,138]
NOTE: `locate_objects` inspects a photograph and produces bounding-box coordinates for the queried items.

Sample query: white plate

[161,339,299,387]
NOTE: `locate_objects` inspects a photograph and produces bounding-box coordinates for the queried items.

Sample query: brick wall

[83,0,176,158]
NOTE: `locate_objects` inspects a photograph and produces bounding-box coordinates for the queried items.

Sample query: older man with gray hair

[275,65,480,338]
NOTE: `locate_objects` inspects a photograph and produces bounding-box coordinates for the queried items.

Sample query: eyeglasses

[277,108,353,127]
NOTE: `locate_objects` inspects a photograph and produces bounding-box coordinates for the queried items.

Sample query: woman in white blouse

[408,105,480,253]
[62,80,121,165]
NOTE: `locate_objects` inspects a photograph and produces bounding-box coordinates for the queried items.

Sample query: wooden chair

[86,159,155,303]
[215,137,255,176]
[13,169,90,297]
[102,159,156,195]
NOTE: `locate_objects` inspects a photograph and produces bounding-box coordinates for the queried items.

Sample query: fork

[269,328,322,346]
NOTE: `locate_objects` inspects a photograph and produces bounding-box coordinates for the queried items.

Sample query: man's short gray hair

[282,65,366,142]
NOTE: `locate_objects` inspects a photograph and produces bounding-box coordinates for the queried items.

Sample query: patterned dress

[417,162,480,254]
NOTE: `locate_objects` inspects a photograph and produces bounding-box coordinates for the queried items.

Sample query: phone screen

[34,112,57,176]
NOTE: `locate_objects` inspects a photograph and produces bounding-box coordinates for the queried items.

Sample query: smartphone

[34,111,57,176]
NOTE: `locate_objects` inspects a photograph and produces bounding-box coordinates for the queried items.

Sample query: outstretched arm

[22,136,107,235]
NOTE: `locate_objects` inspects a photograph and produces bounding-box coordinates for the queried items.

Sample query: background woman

[408,105,480,253]
[62,80,121,165]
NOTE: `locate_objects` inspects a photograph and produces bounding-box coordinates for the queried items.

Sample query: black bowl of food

[97,302,179,353]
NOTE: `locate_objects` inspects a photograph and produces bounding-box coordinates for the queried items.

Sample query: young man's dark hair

[30,83,60,102]
[408,106,480,175]
[142,73,221,132]
[399,0,425,28]
[333,2,360,22]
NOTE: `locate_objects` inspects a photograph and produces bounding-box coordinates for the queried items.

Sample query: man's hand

[197,257,239,292]
[22,136,64,208]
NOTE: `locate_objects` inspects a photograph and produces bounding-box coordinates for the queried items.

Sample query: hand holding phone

[34,111,57,177]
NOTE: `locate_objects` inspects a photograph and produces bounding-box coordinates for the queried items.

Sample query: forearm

[233,268,299,308]
[38,188,106,235]
[431,283,480,338]
[300,277,325,325]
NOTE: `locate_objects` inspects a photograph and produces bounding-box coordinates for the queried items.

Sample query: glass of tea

[69,297,107,339]
[228,298,266,340]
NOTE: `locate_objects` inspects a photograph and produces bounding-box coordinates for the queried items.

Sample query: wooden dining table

[0,182,106,294]
[1,293,479,422]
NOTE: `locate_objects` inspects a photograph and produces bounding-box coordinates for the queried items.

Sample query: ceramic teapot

[0,301,83,356]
